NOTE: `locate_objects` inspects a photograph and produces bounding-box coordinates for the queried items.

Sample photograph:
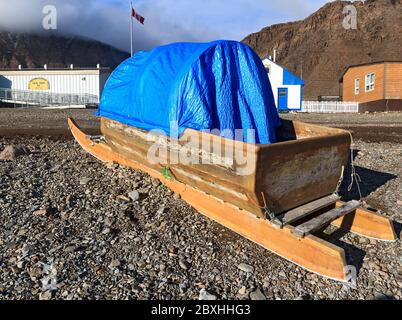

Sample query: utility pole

[301,62,303,80]
[130,1,133,56]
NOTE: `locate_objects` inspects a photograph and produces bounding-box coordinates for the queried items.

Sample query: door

[277,88,288,111]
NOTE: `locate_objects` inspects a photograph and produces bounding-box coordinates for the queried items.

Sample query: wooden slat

[278,195,341,226]
[293,200,360,238]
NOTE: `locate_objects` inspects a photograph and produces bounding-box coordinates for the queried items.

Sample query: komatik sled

[68,41,396,282]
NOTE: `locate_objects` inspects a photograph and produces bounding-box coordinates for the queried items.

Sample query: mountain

[0,31,130,70]
[243,0,402,100]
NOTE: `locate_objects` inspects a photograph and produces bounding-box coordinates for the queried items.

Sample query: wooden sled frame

[68,118,397,282]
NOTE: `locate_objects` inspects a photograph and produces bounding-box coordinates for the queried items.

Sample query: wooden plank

[293,200,360,238]
[278,195,340,226]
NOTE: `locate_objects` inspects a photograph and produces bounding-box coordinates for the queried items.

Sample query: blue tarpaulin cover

[97,40,281,144]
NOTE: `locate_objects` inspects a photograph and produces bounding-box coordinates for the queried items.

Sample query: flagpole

[130,1,133,56]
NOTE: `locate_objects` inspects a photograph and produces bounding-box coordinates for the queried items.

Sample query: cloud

[0,0,331,53]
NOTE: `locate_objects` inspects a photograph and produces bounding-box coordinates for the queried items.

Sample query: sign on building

[28,78,50,90]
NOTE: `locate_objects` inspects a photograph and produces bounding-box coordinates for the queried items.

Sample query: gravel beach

[0,109,401,300]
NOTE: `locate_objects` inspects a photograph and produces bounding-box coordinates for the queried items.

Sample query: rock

[39,291,53,300]
[237,263,254,274]
[179,259,190,270]
[79,177,91,185]
[128,190,140,202]
[117,195,130,202]
[33,209,48,217]
[198,289,217,300]
[238,286,247,295]
[397,200,402,206]
[250,288,266,300]
[373,292,392,300]
[152,179,161,187]
[157,207,168,215]
[278,270,287,278]
[173,193,181,200]
[109,259,121,269]
[0,145,30,161]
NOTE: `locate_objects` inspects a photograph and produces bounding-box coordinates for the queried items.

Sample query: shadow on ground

[338,150,397,202]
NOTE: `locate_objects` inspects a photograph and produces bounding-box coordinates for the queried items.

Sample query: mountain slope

[0,32,130,69]
[243,0,402,99]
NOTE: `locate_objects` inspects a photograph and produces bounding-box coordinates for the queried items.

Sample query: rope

[334,165,345,196]
[161,166,173,183]
[248,192,268,209]
[347,132,362,200]
[248,191,277,221]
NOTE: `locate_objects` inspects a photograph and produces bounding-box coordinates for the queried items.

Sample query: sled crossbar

[277,194,341,227]
[293,200,361,238]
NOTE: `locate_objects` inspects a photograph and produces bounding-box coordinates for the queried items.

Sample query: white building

[262,57,304,111]
[0,66,111,106]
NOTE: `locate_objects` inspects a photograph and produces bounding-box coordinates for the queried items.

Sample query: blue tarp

[97,40,281,144]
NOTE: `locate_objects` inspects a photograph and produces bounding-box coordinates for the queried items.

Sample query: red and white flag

[132,7,145,25]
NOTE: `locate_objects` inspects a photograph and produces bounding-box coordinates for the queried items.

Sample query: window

[354,78,360,95]
[365,73,375,92]
[265,65,271,75]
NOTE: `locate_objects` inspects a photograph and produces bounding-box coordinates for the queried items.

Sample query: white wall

[0,70,111,101]
[286,85,301,110]
[263,59,283,107]
[263,58,302,110]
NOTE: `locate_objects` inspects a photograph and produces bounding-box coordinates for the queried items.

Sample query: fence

[0,88,99,108]
[301,101,359,113]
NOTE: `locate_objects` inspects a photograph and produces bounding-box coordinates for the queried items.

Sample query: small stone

[397,200,402,206]
[198,289,217,300]
[106,162,119,170]
[238,286,247,295]
[237,263,254,273]
[39,291,53,300]
[278,271,287,278]
[173,193,181,200]
[33,209,48,217]
[109,259,121,269]
[250,288,266,300]
[102,228,111,235]
[373,292,391,300]
[79,177,91,185]
[0,145,30,161]
[152,179,161,187]
[117,195,130,202]
[157,207,168,214]
[179,259,190,270]
[128,190,140,202]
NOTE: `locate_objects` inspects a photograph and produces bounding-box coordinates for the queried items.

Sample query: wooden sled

[68,118,397,282]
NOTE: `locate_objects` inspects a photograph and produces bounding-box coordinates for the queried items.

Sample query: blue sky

[0,0,332,52]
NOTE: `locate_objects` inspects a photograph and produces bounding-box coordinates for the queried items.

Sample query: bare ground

[0,108,401,300]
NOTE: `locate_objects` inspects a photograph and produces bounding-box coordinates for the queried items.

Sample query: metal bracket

[264,207,283,229]
[89,135,106,145]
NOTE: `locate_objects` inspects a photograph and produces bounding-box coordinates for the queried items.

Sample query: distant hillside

[0,31,130,70]
[243,0,402,99]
